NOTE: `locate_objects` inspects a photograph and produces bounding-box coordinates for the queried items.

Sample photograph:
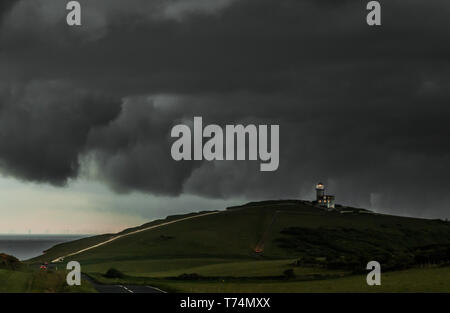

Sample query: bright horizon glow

[0,175,242,235]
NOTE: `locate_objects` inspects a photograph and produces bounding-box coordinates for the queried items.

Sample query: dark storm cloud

[0,0,17,19]
[0,81,121,184]
[0,0,449,218]
[85,97,200,195]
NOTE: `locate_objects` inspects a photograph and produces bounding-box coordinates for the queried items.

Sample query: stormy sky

[0,0,449,232]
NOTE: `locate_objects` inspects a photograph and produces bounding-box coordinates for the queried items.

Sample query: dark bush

[0,253,22,270]
[283,269,296,279]
[177,273,202,280]
[104,268,125,278]
[296,255,318,266]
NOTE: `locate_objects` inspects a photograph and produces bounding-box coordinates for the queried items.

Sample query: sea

[0,234,87,261]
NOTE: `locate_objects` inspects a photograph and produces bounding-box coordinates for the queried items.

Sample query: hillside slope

[31,200,450,277]
[30,211,216,263]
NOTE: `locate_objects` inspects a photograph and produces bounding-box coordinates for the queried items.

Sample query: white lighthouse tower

[316,182,325,201]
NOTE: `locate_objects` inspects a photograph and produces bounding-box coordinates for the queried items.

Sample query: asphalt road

[82,274,166,293]
[36,263,165,293]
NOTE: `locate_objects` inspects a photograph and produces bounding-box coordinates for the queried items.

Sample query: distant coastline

[0,234,88,261]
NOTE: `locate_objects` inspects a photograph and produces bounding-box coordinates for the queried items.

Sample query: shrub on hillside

[177,273,202,280]
[104,268,125,279]
[0,253,22,270]
[283,269,296,279]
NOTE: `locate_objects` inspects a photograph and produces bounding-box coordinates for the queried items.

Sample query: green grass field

[0,268,96,293]
[82,258,348,278]
[0,269,31,293]
[86,266,450,293]
[150,266,450,293]
[23,200,450,293]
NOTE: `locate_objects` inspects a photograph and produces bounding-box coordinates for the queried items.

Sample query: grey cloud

[0,0,448,218]
[84,97,201,195]
[82,91,450,220]
[0,81,121,184]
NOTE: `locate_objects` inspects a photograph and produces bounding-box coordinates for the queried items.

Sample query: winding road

[48,211,221,293]
[52,211,220,263]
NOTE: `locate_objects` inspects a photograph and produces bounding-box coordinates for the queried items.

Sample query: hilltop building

[314,182,335,209]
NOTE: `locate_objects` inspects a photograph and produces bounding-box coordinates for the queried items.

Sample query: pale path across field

[51,211,220,263]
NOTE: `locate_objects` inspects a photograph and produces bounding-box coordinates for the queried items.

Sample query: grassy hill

[0,253,22,270]
[30,211,216,263]
[28,200,450,292]
[0,253,95,293]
